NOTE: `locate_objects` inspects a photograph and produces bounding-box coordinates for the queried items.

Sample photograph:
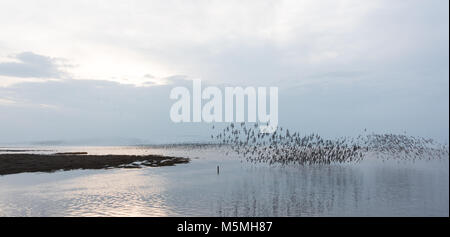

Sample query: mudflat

[0,153,189,175]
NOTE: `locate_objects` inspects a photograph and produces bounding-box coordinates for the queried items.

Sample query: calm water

[0,146,448,216]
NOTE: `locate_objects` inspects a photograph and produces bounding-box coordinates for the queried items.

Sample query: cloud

[0,52,66,78]
[0,78,215,144]
[0,75,448,145]
[0,0,447,144]
[0,97,17,106]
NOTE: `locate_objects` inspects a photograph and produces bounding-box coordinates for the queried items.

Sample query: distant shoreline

[0,153,190,176]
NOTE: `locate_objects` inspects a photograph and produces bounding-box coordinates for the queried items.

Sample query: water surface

[0,146,448,216]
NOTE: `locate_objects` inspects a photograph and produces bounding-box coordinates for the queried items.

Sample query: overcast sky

[0,0,448,145]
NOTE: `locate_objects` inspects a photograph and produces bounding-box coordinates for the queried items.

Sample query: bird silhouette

[209,123,448,165]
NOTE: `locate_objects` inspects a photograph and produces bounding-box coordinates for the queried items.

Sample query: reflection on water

[0,146,448,216]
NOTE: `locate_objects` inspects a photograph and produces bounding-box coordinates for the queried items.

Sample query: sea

[0,145,448,216]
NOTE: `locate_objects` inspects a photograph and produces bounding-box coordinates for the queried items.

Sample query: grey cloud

[0,75,448,145]
[163,75,192,85]
[0,78,213,145]
[0,1,447,145]
[141,74,192,86]
[0,52,66,78]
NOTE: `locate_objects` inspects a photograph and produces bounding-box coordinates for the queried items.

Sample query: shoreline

[0,153,190,176]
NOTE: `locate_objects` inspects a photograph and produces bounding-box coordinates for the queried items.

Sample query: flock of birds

[210,123,449,165]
